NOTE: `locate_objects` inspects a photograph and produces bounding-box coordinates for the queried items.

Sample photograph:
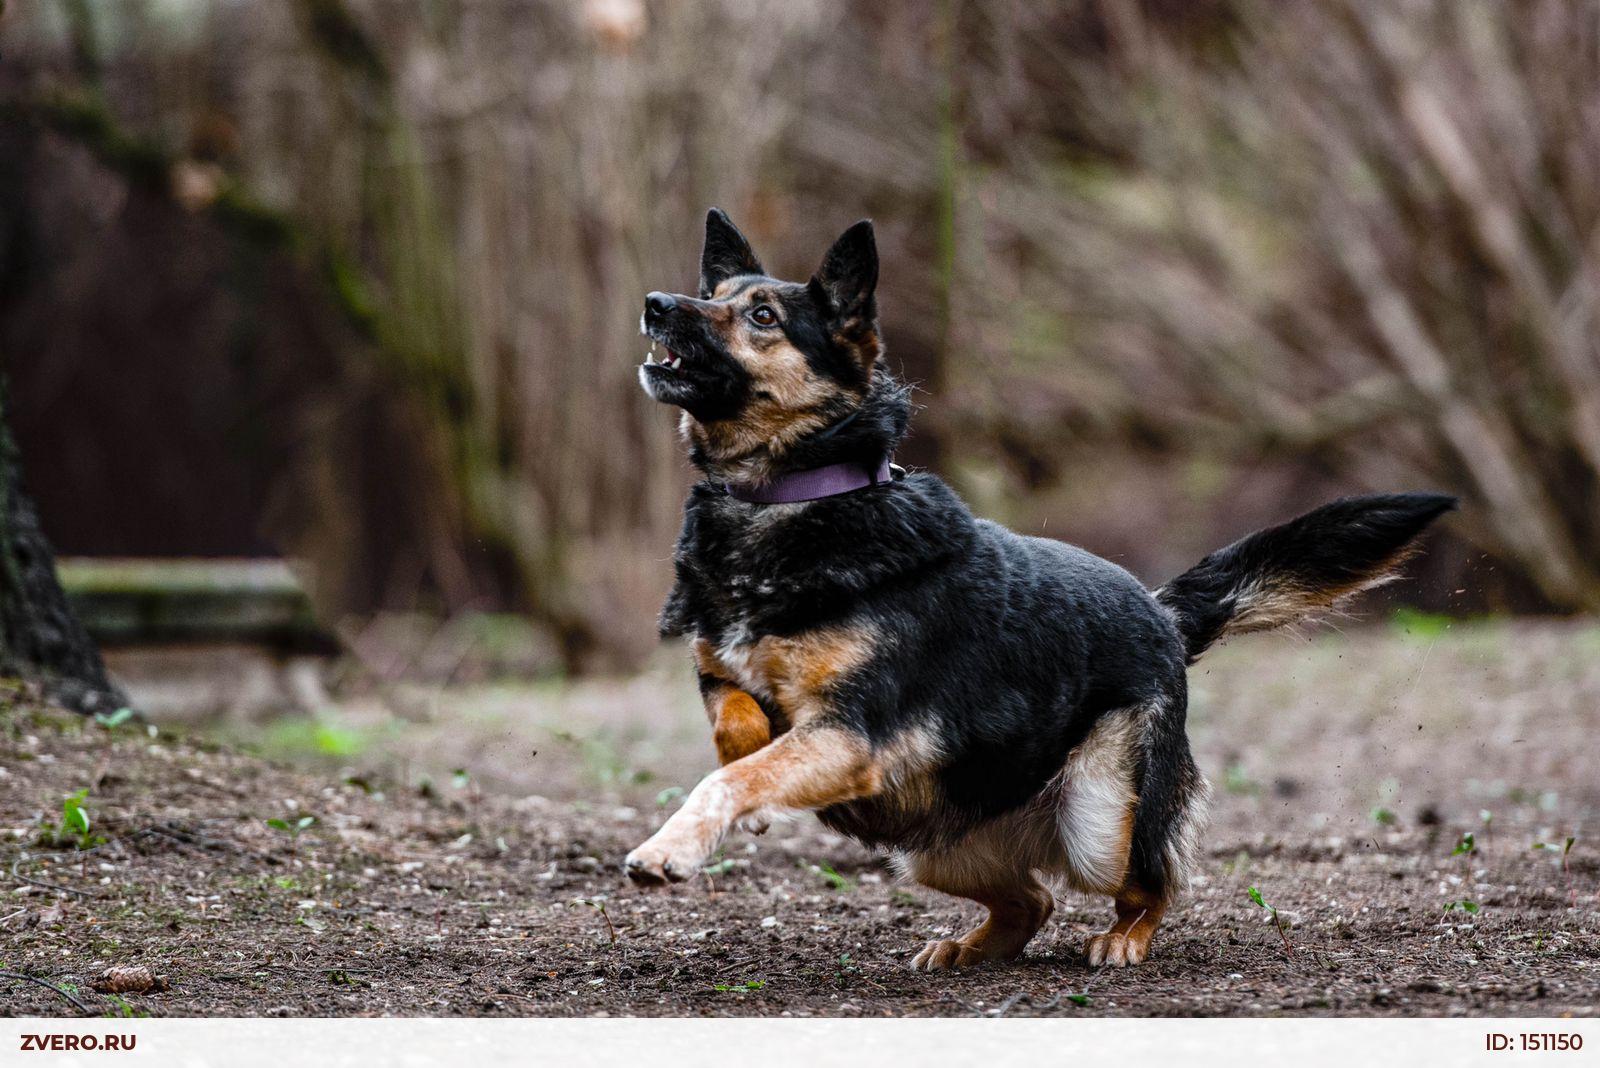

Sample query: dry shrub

[8,0,1598,671]
[952,0,1600,608]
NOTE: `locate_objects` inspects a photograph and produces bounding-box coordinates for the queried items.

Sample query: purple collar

[724,457,897,504]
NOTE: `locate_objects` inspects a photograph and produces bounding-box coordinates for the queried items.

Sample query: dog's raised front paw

[624,841,700,885]
[735,812,770,836]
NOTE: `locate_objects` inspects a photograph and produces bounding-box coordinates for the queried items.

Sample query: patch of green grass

[833,953,861,986]
[1370,806,1398,827]
[1223,762,1261,796]
[1247,885,1294,957]
[712,979,766,992]
[93,707,136,730]
[1442,899,1480,915]
[265,815,316,842]
[102,994,149,1019]
[37,788,106,850]
[260,718,369,760]
[1532,836,1577,873]
[570,897,616,943]
[548,728,653,787]
[801,860,855,891]
[1451,831,1476,857]
[1390,606,1454,641]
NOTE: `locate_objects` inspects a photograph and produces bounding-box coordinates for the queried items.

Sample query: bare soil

[3,620,1599,1017]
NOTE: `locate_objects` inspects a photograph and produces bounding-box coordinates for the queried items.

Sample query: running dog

[626,208,1455,970]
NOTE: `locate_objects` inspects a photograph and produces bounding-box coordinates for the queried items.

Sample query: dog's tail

[1154,493,1457,664]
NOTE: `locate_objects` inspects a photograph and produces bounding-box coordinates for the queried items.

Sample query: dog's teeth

[650,340,657,353]
[645,351,654,364]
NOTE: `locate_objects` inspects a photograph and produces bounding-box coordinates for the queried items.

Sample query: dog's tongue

[642,343,684,370]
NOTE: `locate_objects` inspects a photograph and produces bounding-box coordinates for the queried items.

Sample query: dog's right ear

[699,208,764,299]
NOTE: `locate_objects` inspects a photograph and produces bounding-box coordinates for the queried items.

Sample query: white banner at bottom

[0,1017,1593,1067]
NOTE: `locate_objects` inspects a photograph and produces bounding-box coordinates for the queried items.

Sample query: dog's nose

[644,291,677,321]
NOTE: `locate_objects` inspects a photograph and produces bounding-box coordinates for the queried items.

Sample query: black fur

[643,210,1456,907]
[699,208,765,299]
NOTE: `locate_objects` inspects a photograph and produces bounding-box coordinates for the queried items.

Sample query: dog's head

[639,209,884,477]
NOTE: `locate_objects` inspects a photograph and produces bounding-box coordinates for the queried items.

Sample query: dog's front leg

[707,688,772,766]
[625,725,877,884]
[692,639,773,766]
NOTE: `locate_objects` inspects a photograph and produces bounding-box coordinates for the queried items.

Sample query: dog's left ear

[810,220,878,325]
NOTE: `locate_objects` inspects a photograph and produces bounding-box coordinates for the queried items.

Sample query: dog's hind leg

[908,876,1055,972]
[903,819,1057,972]
[1085,885,1167,967]
[1078,689,1209,968]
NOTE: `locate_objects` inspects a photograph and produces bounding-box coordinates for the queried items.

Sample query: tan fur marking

[691,638,774,766]
[689,325,837,472]
[692,638,731,684]
[720,725,881,807]
[711,690,771,766]
[867,724,945,819]
[835,326,881,373]
[1221,544,1423,637]
[750,627,874,722]
[691,638,774,763]
[909,870,1055,972]
[682,295,864,481]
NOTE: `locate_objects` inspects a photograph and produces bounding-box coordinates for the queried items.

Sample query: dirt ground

[3,619,1599,1017]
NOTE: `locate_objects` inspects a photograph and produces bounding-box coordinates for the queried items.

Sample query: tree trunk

[0,385,125,713]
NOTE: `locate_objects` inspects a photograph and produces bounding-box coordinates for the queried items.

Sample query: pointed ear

[810,220,878,322]
[699,208,764,298]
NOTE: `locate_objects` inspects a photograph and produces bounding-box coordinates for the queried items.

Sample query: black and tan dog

[626,208,1454,970]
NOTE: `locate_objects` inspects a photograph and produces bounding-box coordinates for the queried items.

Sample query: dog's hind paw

[910,939,987,972]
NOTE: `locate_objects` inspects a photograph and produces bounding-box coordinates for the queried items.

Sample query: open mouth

[639,314,688,373]
[642,338,684,372]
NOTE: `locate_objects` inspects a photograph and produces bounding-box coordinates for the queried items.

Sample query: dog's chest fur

[663,476,973,640]
[663,480,971,750]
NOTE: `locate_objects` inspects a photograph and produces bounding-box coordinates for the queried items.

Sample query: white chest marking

[715,633,768,699]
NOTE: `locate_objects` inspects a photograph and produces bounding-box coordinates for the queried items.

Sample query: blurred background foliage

[3,0,1597,678]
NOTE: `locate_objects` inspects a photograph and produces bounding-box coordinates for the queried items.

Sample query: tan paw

[624,839,703,885]
[735,813,770,836]
[1085,931,1149,968]
[910,938,988,972]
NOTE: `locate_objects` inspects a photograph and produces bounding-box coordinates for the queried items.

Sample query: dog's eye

[748,305,778,327]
